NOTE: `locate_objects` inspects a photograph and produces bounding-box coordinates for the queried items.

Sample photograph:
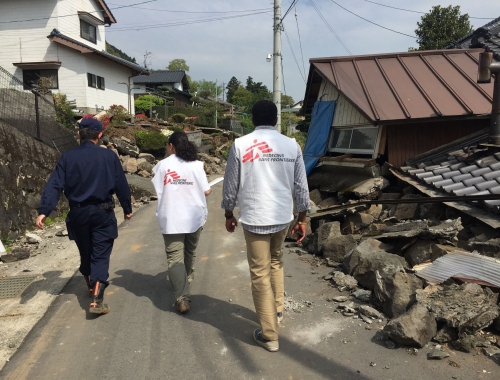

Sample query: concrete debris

[384,303,437,348]
[0,248,31,263]
[331,296,349,302]
[331,271,358,291]
[483,346,500,357]
[308,222,342,255]
[416,284,499,336]
[367,221,428,239]
[138,153,155,163]
[122,157,138,174]
[373,271,423,318]
[358,305,384,319]
[352,289,372,302]
[433,325,458,343]
[25,234,42,244]
[111,137,140,158]
[322,234,361,263]
[427,349,450,360]
[467,238,500,259]
[366,204,383,220]
[283,296,304,314]
[422,219,463,240]
[343,238,407,291]
[55,229,68,237]
[393,194,422,220]
[309,189,322,206]
[318,197,339,209]
[404,240,435,267]
[339,177,390,199]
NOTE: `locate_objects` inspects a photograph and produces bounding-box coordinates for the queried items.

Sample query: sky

[105,0,500,103]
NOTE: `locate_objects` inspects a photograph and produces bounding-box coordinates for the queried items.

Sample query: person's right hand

[124,213,133,220]
[36,214,46,230]
[225,216,238,232]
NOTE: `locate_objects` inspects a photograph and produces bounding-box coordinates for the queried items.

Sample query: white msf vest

[234,129,297,226]
[151,155,210,234]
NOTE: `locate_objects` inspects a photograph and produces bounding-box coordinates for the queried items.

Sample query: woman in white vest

[151,132,211,313]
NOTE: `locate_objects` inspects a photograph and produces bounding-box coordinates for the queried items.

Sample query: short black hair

[79,128,101,141]
[252,100,277,127]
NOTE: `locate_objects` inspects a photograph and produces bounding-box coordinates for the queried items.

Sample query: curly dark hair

[252,100,278,127]
[169,131,198,162]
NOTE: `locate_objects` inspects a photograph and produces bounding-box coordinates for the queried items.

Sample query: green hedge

[134,130,169,157]
[152,106,216,128]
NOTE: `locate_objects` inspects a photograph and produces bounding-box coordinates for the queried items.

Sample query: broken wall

[0,120,66,240]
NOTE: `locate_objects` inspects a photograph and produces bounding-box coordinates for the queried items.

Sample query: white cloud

[106,0,500,102]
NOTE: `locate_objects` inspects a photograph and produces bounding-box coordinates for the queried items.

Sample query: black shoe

[175,297,191,313]
[89,281,110,314]
[84,275,93,298]
[253,329,279,352]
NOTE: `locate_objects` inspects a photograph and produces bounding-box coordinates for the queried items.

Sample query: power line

[107,3,272,15]
[294,5,307,83]
[106,12,269,32]
[283,26,307,83]
[309,0,352,55]
[357,0,495,20]
[281,0,299,22]
[0,0,157,24]
[329,0,417,39]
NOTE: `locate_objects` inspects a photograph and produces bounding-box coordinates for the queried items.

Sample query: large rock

[331,271,358,290]
[366,204,383,220]
[422,219,463,240]
[137,158,154,173]
[318,197,339,209]
[416,283,499,335]
[25,233,42,244]
[138,153,155,163]
[430,244,456,261]
[122,157,138,173]
[342,212,374,234]
[0,247,31,263]
[367,221,428,239]
[404,240,434,267]
[344,238,407,290]
[373,271,423,318]
[111,137,140,158]
[433,325,458,343]
[467,238,500,259]
[419,202,446,220]
[394,194,422,220]
[322,234,361,262]
[384,303,437,348]
[309,189,322,205]
[308,222,342,255]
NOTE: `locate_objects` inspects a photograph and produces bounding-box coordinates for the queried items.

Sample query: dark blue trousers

[66,205,118,287]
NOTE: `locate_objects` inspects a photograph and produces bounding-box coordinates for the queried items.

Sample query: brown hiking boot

[89,281,110,315]
[175,297,190,313]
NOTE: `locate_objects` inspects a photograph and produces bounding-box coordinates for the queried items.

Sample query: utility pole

[143,51,152,69]
[273,0,282,132]
[215,79,218,128]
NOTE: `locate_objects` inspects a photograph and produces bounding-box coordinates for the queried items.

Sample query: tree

[106,42,137,63]
[231,87,255,111]
[226,76,241,104]
[281,94,295,109]
[245,76,271,98]
[190,79,223,99]
[167,59,189,71]
[414,5,472,50]
[135,94,164,115]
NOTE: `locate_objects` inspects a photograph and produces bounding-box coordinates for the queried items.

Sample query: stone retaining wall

[0,121,67,240]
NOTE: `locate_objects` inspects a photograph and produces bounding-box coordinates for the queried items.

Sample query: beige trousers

[243,227,287,341]
[162,227,202,302]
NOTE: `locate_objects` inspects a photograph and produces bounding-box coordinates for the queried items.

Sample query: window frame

[80,19,97,44]
[87,73,105,90]
[328,125,381,157]
[23,69,59,90]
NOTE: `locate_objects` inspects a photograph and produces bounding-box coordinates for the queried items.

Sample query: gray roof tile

[134,70,186,84]
[471,167,492,177]
[442,170,461,179]
[475,156,499,168]
[443,183,466,193]
[483,170,500,180]
[424,175,443,184]
[459,164,478,174]
[452,173,473,183]
[476,180,499,191]
[434,179,454,188]
[463,177,484,187]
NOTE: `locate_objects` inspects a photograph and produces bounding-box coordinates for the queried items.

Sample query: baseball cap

[79,118,103,132]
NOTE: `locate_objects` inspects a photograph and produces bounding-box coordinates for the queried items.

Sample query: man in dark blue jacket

[36,118,133,315]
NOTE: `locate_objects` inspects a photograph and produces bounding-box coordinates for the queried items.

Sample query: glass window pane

[331,129,352,149]
[350,128,378,150]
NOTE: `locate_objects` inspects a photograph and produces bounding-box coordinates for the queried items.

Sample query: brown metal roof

[304,49,495,124]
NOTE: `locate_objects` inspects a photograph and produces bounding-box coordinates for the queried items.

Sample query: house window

[328,125,379,155]
[87,73,105,90]
[23,69,59,90]
[80,19,96,44]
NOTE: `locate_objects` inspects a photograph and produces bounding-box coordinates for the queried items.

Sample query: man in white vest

[222,100,310,352]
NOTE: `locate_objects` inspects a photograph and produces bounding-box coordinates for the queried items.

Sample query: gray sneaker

[277,312,283,324]
[253,329,279,352]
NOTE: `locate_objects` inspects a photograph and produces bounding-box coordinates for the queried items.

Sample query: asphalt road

[1,182,498,379]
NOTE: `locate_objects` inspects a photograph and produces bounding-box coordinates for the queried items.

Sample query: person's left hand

[225,216,238,233]
[36,214,46,230]
[124,213,133,220]
[291,223,306,243]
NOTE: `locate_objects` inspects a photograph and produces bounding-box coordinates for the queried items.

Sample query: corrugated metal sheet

[416,251,500,288]
[305,49,495,123]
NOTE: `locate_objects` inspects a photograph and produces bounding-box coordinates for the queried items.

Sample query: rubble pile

[101,125,229,178]
[300,179,500,357]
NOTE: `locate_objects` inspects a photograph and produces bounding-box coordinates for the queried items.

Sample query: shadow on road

[111,269,371,379]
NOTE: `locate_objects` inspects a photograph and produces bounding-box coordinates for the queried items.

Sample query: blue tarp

[303,101,336,175]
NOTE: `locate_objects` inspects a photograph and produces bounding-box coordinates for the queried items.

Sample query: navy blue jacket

[39,141,132,216]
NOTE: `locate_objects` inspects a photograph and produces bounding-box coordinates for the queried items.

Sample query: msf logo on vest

[163,169,180,185]
[242,139,273,163]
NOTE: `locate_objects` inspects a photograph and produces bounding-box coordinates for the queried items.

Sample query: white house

[0,0,147,114]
